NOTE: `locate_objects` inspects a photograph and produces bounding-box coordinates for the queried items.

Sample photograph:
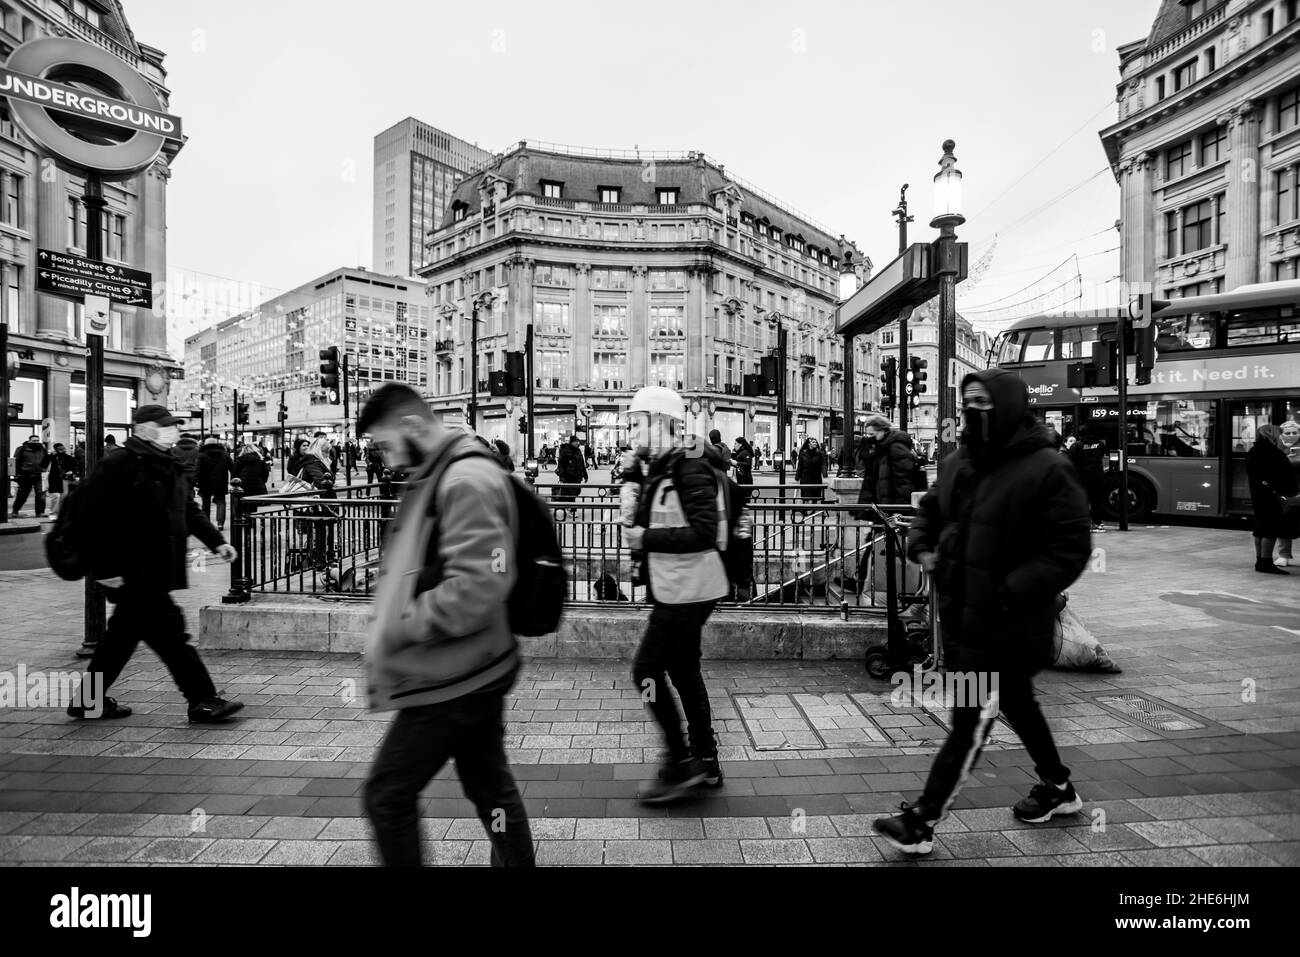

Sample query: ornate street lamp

[930,139,965,461]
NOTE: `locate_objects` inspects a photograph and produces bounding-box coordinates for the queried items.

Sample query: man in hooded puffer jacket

[873,369,1092,855]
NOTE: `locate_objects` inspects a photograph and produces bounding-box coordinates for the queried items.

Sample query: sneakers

[1013,780,1084,823]
[1275,556,1292,568]
[187,697,245,723]
[67,696,132,720]
[638,758,708,805]
[872,803,936,855]
[1256,558,1290,575]
[700,731,724,787]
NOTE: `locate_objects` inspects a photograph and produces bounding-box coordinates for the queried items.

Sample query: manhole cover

[1083,691,1231,737]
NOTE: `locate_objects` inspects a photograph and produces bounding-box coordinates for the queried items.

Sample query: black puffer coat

[857,430,915,505]
[233,450,270,497]
[196,441,232,496]
[908,369,1092,673]
[1247,438,1299,539]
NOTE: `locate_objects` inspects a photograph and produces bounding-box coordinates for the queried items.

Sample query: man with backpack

[62,405,245,723]
[622,387,734,805]
[11,435,49,519]
[359,383,537,867]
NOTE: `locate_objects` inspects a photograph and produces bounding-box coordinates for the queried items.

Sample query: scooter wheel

[864,649,892,679]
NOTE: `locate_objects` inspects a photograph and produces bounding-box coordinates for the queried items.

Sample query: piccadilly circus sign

[0,37,183,177]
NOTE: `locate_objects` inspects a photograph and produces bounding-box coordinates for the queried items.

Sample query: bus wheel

[1104,475,1155,522]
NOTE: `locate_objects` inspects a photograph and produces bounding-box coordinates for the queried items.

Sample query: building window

[593,351,627,390]
[1166,140,1192,179]
[537,349,569,389]
[71,0,101,27]
[1156,76,1166,101]
[1289,0,1299,23]
[1200,125,1227,166]
[1165,210,1179,258]
[0,170,20,228]
[1205,46,1215,74]
[534,301,570,336]
[657,188,679,205]
[453,204,466,222]
[649,305,684,337]
[590,267,628,290]
[1280,86,1300,133]
[648,269,685,290]
[650,353,683,390]
[1182,198,1216,253]
[598,187,621,204]
[534,263,572,287]
[1265,9,1275,35]
[5,263,21,333]
[1278,166,1298,225]
[593,304,627,336]
[1174,58,1197,91]
[67,197,86,248]
[1184,1,1206,21]
[541,180,563,199]
[0,104,15,141]
[107,213,125,261]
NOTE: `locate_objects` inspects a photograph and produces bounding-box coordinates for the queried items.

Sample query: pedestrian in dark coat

[873,368,1092,855]
[1247,423,1299,575]
[171,433,200,497]
[11,436,49,518]
[555,435,587,502]
[70,405,244,723]
[795,437,827,502]
[233,444,270,498]
[855,415,916,510]
[732,437,754,487]
[196,436,233,530]
[45,443,77,517]
[287,438,309,478]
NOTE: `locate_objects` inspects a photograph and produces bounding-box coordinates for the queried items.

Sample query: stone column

[35,158,69,337]
[134,159,171,357]
[686,264,706,389]
[573,262,591,387]
[1119,152,1156,287]
[630,265,648,389]
[1221,102,1261,288]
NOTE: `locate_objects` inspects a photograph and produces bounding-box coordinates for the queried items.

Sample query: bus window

[1230,401,1272,453]
[1021,328,1054,362]
[1156,312,1217,352]
[1149,399,1214,457]
[1059,324,1098,360]
[990,330,1023,365]
[1226,307,1300,346]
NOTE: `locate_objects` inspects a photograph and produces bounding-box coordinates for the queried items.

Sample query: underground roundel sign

[0,38,183,177]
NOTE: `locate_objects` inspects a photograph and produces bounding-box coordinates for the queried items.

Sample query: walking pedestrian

[1247,423,1299,576]
[873,369,1092,854]
[708,429,733,472]
[732,437,754,488]
[555,434,587,502]
[171,432,201,498]
[67,405,245,723]
[795,437,827,503]
[1067,425,1109,531]
[358,384,534,867]
[196,435,233,531]
[1274,421,1300,567]
[45,442,76,517]
[366,442,384,483]
[11,435,49,519]
[287,437,309,478]
[233,442,270,498]
[622,387,728,804]
[854,415,916,511]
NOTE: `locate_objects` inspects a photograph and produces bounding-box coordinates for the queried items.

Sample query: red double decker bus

[989,280,1300,520]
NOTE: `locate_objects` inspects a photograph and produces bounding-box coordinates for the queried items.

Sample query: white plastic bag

[1052,602,1122,672]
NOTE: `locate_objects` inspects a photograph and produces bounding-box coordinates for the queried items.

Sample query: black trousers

[917,666,1070,822]
[200,491,227,528]
[364,688,535,867]
[86,590,217,704]
[632,599,717,763]
[13,475,44,515]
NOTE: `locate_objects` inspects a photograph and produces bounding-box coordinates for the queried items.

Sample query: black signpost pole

[526,323,535,460]
[83,172,106,648]
[1116,308,1130,532]
[1,318,10,525]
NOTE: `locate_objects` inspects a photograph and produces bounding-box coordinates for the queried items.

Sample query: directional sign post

[36,249,152,308]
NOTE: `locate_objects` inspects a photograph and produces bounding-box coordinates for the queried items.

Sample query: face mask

[152,425,180,449]
[963,407,995,452]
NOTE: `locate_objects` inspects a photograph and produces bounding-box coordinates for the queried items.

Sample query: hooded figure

[873,368,1093,856]
[171,433,201,497]
[856,416,916,508]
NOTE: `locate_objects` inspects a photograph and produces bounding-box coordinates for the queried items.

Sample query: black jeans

[13,475,44,515]
[87,590,217,704]
[917,666,1070,822]
[632,599,717,763]
[365,689,535,867]
[201,491,227,528]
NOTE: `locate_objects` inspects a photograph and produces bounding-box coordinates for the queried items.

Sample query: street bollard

[222,478,250,604]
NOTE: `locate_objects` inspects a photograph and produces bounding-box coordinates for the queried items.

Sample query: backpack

[45,483,87,581]
[435,449,566,637]
[671,456,752,588]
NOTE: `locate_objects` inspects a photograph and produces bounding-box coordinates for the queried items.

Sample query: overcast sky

[125,0,1163,351]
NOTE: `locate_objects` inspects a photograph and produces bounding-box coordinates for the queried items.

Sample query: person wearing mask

[1274,422,1300,567]
[287,438,310,478]
[67,405,244,723]
[45,442,77,517]
[873,370,1092,854]
[855,415,916,511]
[233,443,270,499]
[795,437,828,503]
[11,436,49,519]
[622,387,730,804]
[708,429,733,472]
[196,436,233,532]
[1247,423,1299,576]
[555,434,587,502]
[359,384,535,867]
[171,432,201,498]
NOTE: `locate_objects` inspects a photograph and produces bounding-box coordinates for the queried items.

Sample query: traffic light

[489,370,511,396]
[319,346,341,404]
[278,401,288,421]
[237,403,249,425]
[7,401,23,421]
[505,351,527,396]
[1130,293,1167,387]
[743,374,765,397]
[907,356,928,409]
[5,351,18,380]
[517,415,529,435]
[760,356,780,396]
[880,356,898,409]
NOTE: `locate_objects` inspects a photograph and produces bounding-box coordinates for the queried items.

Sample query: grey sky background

[126,0,1163,351]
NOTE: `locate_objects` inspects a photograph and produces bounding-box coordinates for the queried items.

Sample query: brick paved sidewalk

[0,524,1297,865]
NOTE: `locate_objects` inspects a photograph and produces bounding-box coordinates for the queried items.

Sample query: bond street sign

[37,268,150,307]
[1,37,183,177]
[36,249,152,307]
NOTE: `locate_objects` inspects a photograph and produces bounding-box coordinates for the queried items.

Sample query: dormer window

[70,1,102,28]
[599,186,621,204]
[541,180,563,199]
[657,188,679,205]
[452,202,468,222]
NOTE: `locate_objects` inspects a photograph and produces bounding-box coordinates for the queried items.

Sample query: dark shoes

[1256,559,1290,575]
[1013,780,1084,823]
[67,696,132,720]
[638,758,708,805]
[188,697,245,723]
[873,803,936,855]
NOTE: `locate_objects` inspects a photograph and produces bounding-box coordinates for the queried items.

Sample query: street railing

[224,477,921,623]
